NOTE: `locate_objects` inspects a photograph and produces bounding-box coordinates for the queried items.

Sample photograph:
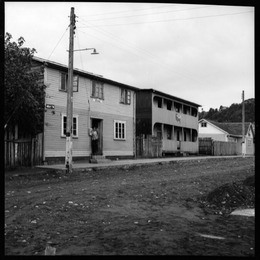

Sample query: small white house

[198,119,255,155]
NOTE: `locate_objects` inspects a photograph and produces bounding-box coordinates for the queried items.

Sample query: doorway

[91,118,103,155]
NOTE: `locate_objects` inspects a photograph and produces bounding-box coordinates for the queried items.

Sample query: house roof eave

[32,56,140,92]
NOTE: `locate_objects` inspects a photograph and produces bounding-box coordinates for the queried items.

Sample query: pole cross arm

[67,48,99,54]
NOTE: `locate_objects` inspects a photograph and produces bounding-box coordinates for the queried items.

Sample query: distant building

[136,89,201,155]
[198,119,255,155]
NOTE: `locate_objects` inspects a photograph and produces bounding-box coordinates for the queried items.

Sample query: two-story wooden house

[136,89,201,155]
[32,57,138,164]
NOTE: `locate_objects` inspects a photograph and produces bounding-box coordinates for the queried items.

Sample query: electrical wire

[76,27,203,86]
[78,4,176,18]
[80,5,211,23]
[47,25,69,60]
[78,10,253,28]
[75,29,85,71]
[77,19,204,85]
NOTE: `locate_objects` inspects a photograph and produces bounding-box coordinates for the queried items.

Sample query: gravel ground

[5,157,255,256]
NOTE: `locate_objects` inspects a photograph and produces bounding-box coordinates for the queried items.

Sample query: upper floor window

[153,96,162,108]
[92,80,104,99]
[174,102,182,113]
[60,73,79,92]
[201,122,207,127]
[183,105,191,115]
[120,89,131,105]
[191,107,198,117]
[165,99,172,111]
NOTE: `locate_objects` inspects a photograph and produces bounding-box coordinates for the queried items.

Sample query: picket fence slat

[5,133,43,168]
[199,138,239,156]
[136,135,162,158]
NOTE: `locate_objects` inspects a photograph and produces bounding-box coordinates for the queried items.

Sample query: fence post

[31,138,34,167]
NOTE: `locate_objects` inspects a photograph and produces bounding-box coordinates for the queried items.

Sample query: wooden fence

[199,138,240,156]
[5,133,43,168]
[136,135,162,158]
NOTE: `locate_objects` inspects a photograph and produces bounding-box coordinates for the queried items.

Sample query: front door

[91,118,103,155]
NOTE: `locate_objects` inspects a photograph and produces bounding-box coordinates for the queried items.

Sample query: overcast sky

[5,2,254,111]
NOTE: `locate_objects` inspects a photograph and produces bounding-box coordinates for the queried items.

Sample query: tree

[4,33,46,137]
[198,99,255,123]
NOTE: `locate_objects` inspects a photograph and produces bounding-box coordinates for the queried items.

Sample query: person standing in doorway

[90,127,99,155]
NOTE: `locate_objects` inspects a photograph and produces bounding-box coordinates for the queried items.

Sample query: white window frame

[201,122,207,127]
[61,113,79,138]
[114,120,126,140]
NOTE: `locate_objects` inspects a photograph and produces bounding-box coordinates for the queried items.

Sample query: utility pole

[65,7,76,173]
[242,90,245,157]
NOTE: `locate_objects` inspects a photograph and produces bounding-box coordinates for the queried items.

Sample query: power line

[78,4,174,18]
[79,5,211,23]
[77,18,205,83]
[76,26,204,86]
[78,10,253,28]
[47,25,69,60]
[75,29,85,71]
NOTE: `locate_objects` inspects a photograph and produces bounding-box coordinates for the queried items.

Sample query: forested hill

[199,98,255,123]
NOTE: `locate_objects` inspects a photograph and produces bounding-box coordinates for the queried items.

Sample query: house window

[114,120,126,140]
[201,122,207,127]
[92,80,104,99]
[191,107,197,117]
[157,98,162,108]
[183,105,191,115]
[61,114,78,138]
[120,89,131,104]
[60,73,79,92]
[192,129,198,142]
[165,99,172,111]
[174,102,182,113]
[165,125,172,140]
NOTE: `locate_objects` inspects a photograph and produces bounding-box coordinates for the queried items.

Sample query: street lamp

[73,48,99,55]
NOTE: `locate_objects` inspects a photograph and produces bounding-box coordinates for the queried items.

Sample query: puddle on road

[230,208,255,217]
[197,233,225,240]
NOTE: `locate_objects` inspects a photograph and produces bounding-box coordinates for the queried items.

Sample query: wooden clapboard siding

[44,67,135,159]
[45,68,134,117]
[44,105,89,156]
[44,105,134,157]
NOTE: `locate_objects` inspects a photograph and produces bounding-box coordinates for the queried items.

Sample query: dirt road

[5,157,255,256]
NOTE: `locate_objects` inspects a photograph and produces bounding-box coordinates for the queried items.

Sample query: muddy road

[5,157,255,256]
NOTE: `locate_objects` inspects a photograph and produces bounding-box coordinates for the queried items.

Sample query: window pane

[122,123,125,138]
[121,89,125,103]
[115,122,118,138]
[73,75,78,92]
[119,123,121,138]
[127,90,131,104]
[63,116,67,135]
[73,117,77,136]
[101,84,104,99]
[61,73,67,91]
[92,81,96,96]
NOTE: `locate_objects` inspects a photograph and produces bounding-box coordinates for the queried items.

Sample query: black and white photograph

[4,1,255,256]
